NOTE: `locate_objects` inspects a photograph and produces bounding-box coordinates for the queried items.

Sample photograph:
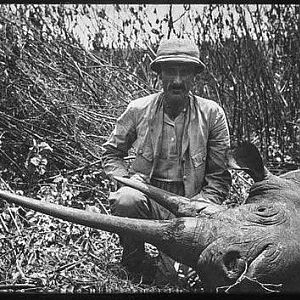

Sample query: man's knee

[108,186,150,218]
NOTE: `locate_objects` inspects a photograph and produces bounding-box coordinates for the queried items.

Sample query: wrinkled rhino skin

[193,172,300,292]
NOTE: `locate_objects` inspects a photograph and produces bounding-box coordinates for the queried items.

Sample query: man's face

[161,62,195,102]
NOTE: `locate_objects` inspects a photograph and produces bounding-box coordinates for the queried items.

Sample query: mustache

[168,83,186,90]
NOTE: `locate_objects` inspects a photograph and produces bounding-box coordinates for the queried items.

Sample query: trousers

[108,185,181,284]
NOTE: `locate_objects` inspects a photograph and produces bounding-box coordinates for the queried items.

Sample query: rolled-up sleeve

[102,103,137,178]
[196,107,231,204]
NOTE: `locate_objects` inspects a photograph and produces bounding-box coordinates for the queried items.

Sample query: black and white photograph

[0,3,299,295]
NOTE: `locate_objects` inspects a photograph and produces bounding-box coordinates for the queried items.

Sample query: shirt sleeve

[193,106,231,204]
[102,103,137,178]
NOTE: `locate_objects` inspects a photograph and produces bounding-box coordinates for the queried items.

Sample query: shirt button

[183,175,187,180]
[138,149,143,154]
[171,137,175,141]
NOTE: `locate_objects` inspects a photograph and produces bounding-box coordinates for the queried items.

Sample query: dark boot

[120,237,171,285]
[121,245,146,273]
[121,239,179,286]
[120,237,146,272]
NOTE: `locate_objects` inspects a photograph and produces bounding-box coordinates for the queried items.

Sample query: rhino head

[0,142,299,292]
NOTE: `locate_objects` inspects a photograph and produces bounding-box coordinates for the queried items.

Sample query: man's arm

[192,106,231,205]
[102,103,137,179]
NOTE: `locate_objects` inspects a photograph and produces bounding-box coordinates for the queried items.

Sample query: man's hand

[109,173,149,192]
[190,198,224,215]
[130,173,150,183]
[190,200,209,214]
[109,177,122,192]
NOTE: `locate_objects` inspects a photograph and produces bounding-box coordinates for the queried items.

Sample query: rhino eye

[256,205,276,216]
[247,203,286,225]
[257,207,266,213]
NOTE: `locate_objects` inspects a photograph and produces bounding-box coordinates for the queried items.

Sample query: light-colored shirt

[152,110,186,182]
[103,92,231,203]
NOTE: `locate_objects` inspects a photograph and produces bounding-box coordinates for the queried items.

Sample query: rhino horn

[0,190,205,268]
[114,176,202,217]
[114,176,224,216]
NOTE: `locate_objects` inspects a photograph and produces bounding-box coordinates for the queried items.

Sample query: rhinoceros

[0,142,299,292]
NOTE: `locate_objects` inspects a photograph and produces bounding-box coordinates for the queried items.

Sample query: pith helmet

[150,37,205,73]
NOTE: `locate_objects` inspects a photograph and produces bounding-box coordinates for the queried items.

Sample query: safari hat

[150,37,205,73]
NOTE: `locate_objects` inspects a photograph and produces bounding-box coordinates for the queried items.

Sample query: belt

[151,177,184,183]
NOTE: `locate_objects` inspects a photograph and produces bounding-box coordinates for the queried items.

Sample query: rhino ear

[226,142,265,182]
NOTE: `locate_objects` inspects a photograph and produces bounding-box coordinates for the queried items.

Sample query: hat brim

[150,55,205,74]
